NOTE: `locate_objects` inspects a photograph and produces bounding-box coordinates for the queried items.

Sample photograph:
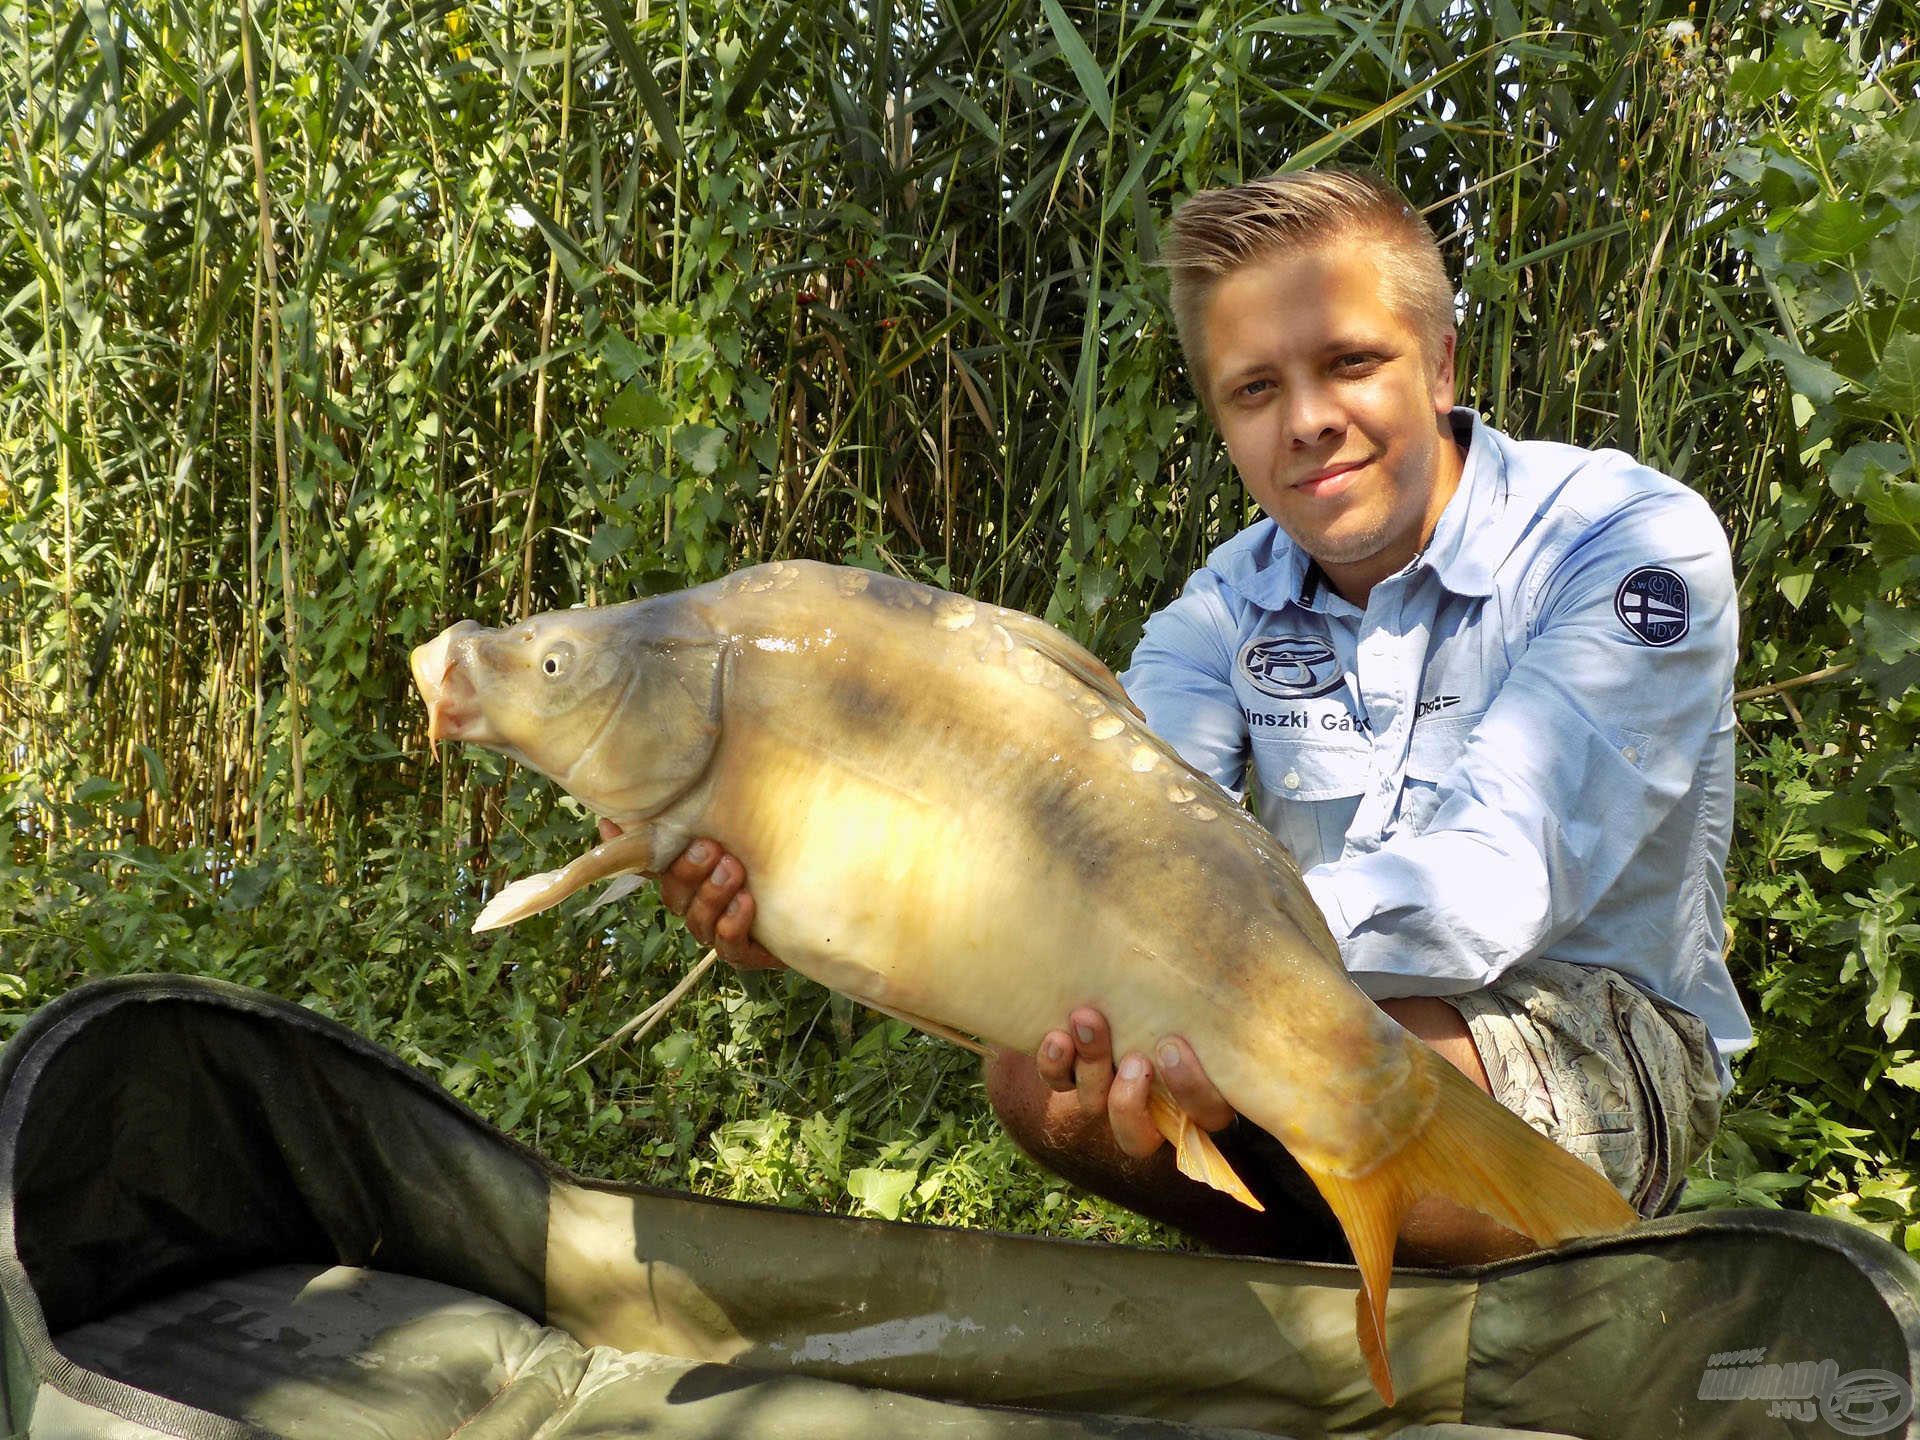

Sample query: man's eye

[1238,379,1272,398]
[1335,353,1378,372]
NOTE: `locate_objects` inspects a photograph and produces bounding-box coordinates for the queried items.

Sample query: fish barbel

[410,559,1636,1403]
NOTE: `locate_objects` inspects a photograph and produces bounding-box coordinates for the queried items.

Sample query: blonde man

[658,168,1746,1266]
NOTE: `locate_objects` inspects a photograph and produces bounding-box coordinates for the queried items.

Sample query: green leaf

[1868,215,1920,307]
[675,423,728,476]
[601,334,650,385]
[1869,330,1920,411]
[847,1166,917,1220]
[1824,441,1909,499]
[1863,600,1920,665]
[723,5,789,123]
[593,0,684,163]
[72,776,121,806]
[607,383,675,431]
[1780,198,1884,264]
[1758,332,1851,404]
[587,522,635,563]
[1040,0,1111,131]
[225,861,282,909]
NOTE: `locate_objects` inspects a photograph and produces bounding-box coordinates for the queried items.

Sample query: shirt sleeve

[1303,484,1738,997]
[1119,567,1251,801]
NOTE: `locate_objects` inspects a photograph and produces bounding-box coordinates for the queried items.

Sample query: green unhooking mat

[2,977,1916,1439]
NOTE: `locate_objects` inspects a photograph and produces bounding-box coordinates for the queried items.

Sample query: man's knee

[983,1047,1058,1157]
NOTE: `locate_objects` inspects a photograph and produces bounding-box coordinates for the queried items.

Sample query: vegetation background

[2,0,1916,1253]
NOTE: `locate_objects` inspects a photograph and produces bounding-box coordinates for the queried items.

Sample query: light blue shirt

[1121,409,1750,1091]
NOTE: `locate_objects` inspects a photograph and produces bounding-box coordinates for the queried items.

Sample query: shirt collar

[1412,407,1523,599]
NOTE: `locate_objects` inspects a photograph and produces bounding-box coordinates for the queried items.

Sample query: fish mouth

[411,620,487,756]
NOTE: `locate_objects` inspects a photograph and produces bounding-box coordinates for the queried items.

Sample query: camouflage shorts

[1445,957,1725,1218]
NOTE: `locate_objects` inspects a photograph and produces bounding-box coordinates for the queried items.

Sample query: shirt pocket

[1251,738,1368,871]
[1398,711,1485,835]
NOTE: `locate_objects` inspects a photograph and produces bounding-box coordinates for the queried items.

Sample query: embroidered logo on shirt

[1239,637,1344,699]
[1615,566,1690,647]
[1415,694,1461,718]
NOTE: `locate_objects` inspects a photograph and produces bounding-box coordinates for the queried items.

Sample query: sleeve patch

[1615,566,1690,647]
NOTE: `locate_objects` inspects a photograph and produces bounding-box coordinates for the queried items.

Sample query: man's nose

[1283,382,1343,446]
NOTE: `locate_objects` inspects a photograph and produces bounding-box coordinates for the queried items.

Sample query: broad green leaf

[1862,600,1920,665]
[1758,332,1851,404]
[1836,136,1901,197]
[586,522,636,563]
[1867,215,1920,307]
[847,1166,917,1220]
[1868,330,1920,411]
[1824,441,1909,499]
[606,383,675,431]
[1780,198,1885,264]
[675,423,728,476]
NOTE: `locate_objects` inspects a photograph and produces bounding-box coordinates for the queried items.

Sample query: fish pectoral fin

[583,873,649,915]
[860,998,991,1058]
[473,828,660,933]
[1145,1085,1263,1213]
[1295,1043,1642,1410]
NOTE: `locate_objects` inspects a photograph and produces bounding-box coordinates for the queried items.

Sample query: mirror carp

[411,559,1637,1403]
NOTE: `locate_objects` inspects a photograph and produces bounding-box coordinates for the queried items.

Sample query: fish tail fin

[1302,1160,1408,1407]
[1297,1045,1641,1409]
[1146,1085,1264,1213]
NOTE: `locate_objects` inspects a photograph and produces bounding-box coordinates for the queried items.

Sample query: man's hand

[598,821,785,971]
[1033,1007,1236,1158]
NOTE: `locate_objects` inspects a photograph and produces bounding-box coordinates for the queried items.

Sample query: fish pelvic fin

[860,998,992,1057]
[1296,1043,1641,1409]
[1145,1085,1263,1213]
[473,828,659,933]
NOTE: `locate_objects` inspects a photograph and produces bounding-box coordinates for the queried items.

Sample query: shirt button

[1622,745,1640,764]
[1283,771,1301,791]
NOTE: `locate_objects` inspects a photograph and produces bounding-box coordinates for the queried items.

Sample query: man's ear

[1430,330,1458,412]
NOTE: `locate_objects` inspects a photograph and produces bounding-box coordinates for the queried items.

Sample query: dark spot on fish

[1018,760,1123,892]
[860,571,937,613]
[827,668,905,735]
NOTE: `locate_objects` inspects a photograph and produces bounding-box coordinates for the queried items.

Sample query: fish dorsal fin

[992,608,1143,720]
[1146,1084,1263,1212]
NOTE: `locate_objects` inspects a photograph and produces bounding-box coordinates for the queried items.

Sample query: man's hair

[1163,168,1456,399]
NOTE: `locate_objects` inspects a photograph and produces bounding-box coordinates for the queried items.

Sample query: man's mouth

[1293,458,1369,494]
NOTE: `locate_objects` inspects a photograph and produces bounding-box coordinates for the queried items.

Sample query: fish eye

[541,643,574,678]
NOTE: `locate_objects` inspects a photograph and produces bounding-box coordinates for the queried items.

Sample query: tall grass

[2,0,1795,857]
[2,0,1913,1239]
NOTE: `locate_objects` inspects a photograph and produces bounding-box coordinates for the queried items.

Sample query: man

[648,167,1748,1266]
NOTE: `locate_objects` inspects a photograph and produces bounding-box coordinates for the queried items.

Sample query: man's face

[1199,241,1461,603]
